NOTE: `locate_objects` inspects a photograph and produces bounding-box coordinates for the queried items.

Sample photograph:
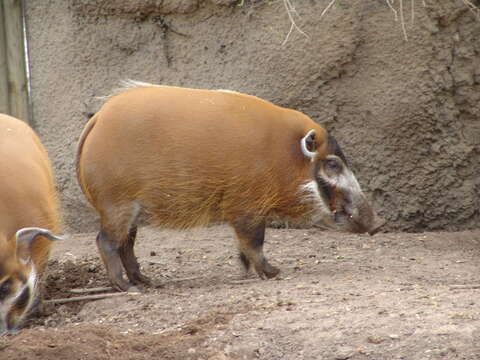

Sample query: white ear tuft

[301,129,317,160]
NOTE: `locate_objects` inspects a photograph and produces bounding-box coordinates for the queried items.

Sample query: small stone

[335,347,355,359]
[367,335,384,344]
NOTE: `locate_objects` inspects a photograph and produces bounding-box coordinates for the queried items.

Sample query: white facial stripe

[0,267,37,329]
[26,267,38,301]
[300,180,331,223]
[323,168,362,194]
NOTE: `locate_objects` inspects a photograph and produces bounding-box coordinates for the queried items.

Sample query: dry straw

[282,0,310,46]
[282,0,480,45]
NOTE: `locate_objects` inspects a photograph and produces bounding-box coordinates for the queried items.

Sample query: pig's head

[301,130,385,235]
[0,228,62,335]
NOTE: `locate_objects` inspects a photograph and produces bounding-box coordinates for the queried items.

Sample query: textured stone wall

[25,0,480,232]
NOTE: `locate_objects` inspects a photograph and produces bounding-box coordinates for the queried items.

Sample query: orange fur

[0,114,61,279]
[77,85,328,237]
[76,85,386,291]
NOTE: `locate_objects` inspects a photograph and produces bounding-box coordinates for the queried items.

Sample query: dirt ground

[1,226,480,359]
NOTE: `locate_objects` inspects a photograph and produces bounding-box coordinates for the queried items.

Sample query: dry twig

[165,292,190,297]
[69,287,113,294]
[320,0,336,18]
[229,278,259,284]
[282,0,309,46]
[463,0,480,18]
[449,284,480,290]
[385,0,479,41]
[411,0,415,24]
[386,0,399,21]
[385,0,409,41]
[46,292,138,304]
[314,0,477,44]
[399,0,408,41]
[172,276,202,282]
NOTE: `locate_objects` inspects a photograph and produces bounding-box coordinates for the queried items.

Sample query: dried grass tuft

[462,0,480,18]
[282,0,310,46]
[282,0,480,45]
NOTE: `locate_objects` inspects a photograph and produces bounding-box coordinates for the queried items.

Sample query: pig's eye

[325,158,342,173]
[0,278,13,301]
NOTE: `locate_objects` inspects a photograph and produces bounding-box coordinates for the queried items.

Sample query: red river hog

[76,81,384,291]
[0,114,62,334]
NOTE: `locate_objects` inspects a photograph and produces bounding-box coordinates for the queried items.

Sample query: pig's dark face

[0,228,63,335]
[0,252,37,335]
[315,154,385,234]
[301,133,385,234]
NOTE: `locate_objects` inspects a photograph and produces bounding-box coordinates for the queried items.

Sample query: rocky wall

[25,0,480,232]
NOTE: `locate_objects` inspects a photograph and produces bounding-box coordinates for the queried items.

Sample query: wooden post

[0,2,10,115]
[1,0,29,122]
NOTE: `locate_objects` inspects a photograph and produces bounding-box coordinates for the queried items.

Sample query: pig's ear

[301,130,317,160]
[15,227,63,264]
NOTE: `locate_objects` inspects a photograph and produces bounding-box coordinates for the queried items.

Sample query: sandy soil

[1,226,480,359]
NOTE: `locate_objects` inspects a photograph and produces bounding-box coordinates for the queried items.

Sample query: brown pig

[0,114,62,334]
[76,81,384,291]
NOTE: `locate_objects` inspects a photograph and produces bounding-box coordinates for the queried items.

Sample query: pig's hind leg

[96,201,148,291]
[119,225,152,286]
